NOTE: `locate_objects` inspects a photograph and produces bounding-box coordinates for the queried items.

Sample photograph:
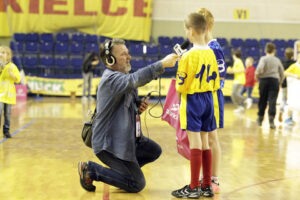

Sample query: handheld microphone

[173,40,190,56]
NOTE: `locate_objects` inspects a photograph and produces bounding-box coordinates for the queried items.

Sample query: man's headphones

[104,40,116,66]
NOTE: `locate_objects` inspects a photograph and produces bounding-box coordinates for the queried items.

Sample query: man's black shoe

[3,132,11,138]
[78,161,96,192]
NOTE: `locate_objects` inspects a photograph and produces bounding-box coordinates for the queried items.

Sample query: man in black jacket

[82,51,99,100]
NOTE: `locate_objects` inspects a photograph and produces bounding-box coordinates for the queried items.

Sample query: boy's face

[245,58,253,67]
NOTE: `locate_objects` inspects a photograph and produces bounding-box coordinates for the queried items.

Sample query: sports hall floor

[0,97,300,200]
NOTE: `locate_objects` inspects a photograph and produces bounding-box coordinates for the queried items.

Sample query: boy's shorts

[213,89,224,129]
[180,92,217,132]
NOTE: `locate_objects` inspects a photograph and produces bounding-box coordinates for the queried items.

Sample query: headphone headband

[104,40,116,66]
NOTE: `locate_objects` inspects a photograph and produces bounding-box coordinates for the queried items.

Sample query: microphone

[173,40,190,56]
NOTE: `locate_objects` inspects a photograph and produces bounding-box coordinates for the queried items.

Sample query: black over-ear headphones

[104,40,116,66]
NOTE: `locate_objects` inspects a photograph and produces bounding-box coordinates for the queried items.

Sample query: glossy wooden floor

[1,97,300,200]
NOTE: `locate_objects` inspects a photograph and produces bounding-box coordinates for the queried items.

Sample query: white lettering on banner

[170,103,179,112]
[166,109,178,120]
[27,79,64,93]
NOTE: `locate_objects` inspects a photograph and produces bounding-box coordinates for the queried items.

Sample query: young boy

[227,50,246,113]
[240,57,256,109]
[279,48,295,124]
[197,8,227,194]
[284,52,300,120]
[171,12,220,198]
[0,46,21,138]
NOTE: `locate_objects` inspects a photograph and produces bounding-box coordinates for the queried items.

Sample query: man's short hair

[265,42,276,54]
[100,38,125,66]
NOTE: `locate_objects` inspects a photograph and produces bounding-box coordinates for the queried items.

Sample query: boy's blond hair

[0,46,13,62]
[184,12,207,34]
[197,8,214,30]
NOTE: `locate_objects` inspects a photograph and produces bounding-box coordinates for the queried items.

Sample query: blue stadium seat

[158,36,171,46]
[85,34,98,43]
[230,38,244,49]
[25,42,38,54]
[85,43,99,54]
[40,33,54,43]
[246,47,260,60]
[39,55,55,76]
[287,39,297,48]
[23,55,38,75]
[25,33,39,42]
[259,38,271,49]
[55,56,69,68]
[273,39,287,48]
[55,42,69,55]
[12,56,23,69]
[54,56,69,76]
[130,58,145,72]
[70,56,83,71]
[56,33,69,43]
[72,33,85,44]
[145,45,159,58]
[99,36,111,43]
[171,36,184,45]
[40,42,53,54]
[10,41,23,53]
[70,42,84,55]
[217,38,228,47]
[276,47,285,60]
[14,33,26,42]
[145,58,158,66]
[245,39,259,48]
[222,46,232,58]
[129,44,144,57]
[159,45,173,57]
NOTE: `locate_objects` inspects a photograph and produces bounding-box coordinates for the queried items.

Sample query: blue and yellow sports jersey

[176,45,220,94]
[208,39,227,89]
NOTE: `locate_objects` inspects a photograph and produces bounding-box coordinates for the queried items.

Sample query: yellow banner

[0,0,153,41]
[25,76,259,98]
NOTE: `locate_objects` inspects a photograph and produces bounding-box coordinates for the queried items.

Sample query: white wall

[151,0,300,40]
[152,0,300,23]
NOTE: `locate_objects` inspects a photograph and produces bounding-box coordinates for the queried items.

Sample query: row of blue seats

[13,54,177,78]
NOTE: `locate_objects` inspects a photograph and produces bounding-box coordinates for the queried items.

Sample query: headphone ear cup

[106,55,115,66]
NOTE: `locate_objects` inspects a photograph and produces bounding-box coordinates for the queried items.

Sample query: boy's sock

[202,149,212,188]
[211,176,219,184]
[190,149,202,189]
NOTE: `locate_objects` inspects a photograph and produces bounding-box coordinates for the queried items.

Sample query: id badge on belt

[136,114,141,137]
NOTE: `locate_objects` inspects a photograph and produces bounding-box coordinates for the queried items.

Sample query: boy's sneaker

[234,106,245,113]
[171,185,201,199]
[201,186,214,197]
[285,118,295,126]
[78,161,96,192]
[211,179,220,194]
[245,98,253,109]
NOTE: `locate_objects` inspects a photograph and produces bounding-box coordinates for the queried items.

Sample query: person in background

[82,51,99,101]
[0,46,21,138]
[197,7,227,194]
[283,52,300,125]
[226,49,247,113]
[240,56,256,109]
[255,42,284,129]
[278,48,295,125]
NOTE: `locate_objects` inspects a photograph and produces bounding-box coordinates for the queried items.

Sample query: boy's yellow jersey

[285,62,300,75]
[176,45,220,94]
